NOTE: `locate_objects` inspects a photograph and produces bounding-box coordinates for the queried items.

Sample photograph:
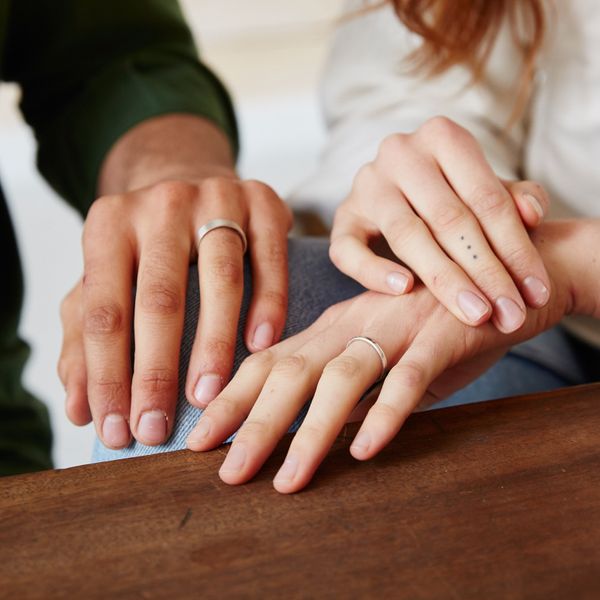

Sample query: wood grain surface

[1,384,599,600]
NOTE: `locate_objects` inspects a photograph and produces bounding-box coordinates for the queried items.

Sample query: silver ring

[196,219,247,254]
[345,336,388,381]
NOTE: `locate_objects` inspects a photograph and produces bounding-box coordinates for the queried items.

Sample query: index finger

[82,226,133,450]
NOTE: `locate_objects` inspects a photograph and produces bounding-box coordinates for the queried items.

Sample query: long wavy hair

[367,0,547,121]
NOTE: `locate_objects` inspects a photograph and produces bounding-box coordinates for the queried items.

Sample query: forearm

[97,114,236,195]
[532,218,600,320]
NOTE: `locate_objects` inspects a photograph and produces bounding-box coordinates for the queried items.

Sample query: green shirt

[0,0,237,475]
[0,0,237,213]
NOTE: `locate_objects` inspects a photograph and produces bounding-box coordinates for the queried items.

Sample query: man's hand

[58,115,292,449]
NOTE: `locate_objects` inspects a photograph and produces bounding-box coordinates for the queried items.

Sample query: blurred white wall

[0,1,343,469]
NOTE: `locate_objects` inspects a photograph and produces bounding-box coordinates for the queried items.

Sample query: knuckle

[475,261,507,283]
[60,292,78,322]
[368,400,405,423]
[352,162,379,189]
[203,337,235,361]
[323,355,362,378]
[241,349,276,371]
[238,418,273,438]
[351,163,382,199]
[153,180,197,208]
[209,255,243,287]
[84,303,124,336]
[56,357,68,382]
[139,280,182,316]
[377,133,409,160]
[328,239,343,266]
[83,197,121,242]
[320,304,342,326]
[205,393,239,420]
[90,377,127,407]
[469,184,508,217]
[298,420,328,444]
[386,214,424,249]
[430,204,469,233]
[355,254,375,283]
[501,244,536,272]
[136,368,177,395]
[419,116,466,143]
[271,354,307,377]
[87,195,120,221]
[388,361,427,391]
[200,175,239,199]
[59,296,70,321]
[243,179,276,200]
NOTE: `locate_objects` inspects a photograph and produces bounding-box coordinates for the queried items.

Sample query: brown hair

[361,1,546,121]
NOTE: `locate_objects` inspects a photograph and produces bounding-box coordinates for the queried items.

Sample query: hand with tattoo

[187,219,600,493]
[329,116,552,333]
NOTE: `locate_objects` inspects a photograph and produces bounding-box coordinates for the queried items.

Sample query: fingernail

[252,322,274,350]
[137,410,167,445]
[194,373,222,406]
[523,276,549,307]
[187,418,211,447]
[457,290,490,323]
[350,430,371,453]
[494,297,526,333]
[386,272,409,294]
[274,454,299,483]
[220,444,246,473]
[524,193,544,220]
[102,414,130,448]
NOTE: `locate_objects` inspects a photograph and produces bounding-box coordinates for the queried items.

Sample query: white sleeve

[290,0,527,224]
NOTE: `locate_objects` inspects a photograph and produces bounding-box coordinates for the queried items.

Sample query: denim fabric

[93,237,600,462]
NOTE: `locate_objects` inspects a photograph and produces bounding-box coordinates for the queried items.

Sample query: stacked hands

[59,117,576,493]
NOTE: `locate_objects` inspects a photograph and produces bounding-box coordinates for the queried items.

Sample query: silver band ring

[197,219,248,254]
[345,336,388,381]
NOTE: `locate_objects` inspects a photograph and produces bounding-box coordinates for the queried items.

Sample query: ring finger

[272,338,385,493]
[186,195,247,408]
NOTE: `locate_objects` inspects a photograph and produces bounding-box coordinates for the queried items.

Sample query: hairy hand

[58,176,291,449]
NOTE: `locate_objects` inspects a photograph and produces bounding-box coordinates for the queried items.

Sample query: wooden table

[1,384,599,599]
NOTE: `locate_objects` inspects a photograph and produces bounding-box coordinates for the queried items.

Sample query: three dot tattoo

[460,236,477,260]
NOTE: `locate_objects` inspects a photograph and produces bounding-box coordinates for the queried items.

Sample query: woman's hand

[58,175,292,449]
[330,116,551,334]
[186,220,586,493]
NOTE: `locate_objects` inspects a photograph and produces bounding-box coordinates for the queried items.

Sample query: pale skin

[187,218,600,494]
[330,116,552,333]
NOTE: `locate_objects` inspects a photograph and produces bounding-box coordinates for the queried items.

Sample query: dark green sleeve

[1,0,238,216]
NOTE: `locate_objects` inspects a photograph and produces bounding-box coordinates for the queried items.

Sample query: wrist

[98,114,236,195]
[532,219,600,319]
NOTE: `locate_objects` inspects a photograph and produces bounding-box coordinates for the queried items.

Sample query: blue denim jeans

[93,237,600,462]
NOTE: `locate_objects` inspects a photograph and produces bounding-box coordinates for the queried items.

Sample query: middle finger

[131,230,189,445]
